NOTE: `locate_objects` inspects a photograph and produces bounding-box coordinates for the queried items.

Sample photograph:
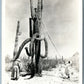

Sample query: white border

[2,0,5,83]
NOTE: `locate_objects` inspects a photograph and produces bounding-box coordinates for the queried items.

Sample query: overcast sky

[4,0,81,59]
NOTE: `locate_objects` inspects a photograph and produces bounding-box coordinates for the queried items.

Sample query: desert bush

[5,55,13,72]
[41,58,58,71]
[5,54,66,72]
[20,57,30,72]
[19,57,58,71]
[20,57,66,71]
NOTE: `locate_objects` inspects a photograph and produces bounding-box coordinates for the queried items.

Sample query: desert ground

[5,63,79,84]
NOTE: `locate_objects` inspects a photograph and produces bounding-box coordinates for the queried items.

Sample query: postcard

[2,0,82,84]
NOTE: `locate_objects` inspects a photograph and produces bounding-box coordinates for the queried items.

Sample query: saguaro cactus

[13,0,48,79]
[13,21,20,58]
[11,21,21,80]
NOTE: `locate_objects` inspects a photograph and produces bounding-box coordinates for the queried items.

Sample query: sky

[4,0,81,59]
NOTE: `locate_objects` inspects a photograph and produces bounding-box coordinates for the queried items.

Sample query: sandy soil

[5,66,79,84]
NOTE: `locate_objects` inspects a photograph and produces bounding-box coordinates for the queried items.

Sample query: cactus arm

[40,38,48,58]
[25,47,31,56]
[13,38,31,61]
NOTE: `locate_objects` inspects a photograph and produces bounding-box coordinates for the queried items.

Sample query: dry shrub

[5,55,13,72]
[19,57,65,71]
[5,54,66,72]
[41,58,58,71]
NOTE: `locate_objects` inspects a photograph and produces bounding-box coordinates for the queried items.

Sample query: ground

[5,65,79,84]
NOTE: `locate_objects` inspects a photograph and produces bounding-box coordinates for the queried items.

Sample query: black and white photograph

[2,0,82,84]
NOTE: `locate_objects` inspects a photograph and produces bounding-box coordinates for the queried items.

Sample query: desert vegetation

[5,52,79,72]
